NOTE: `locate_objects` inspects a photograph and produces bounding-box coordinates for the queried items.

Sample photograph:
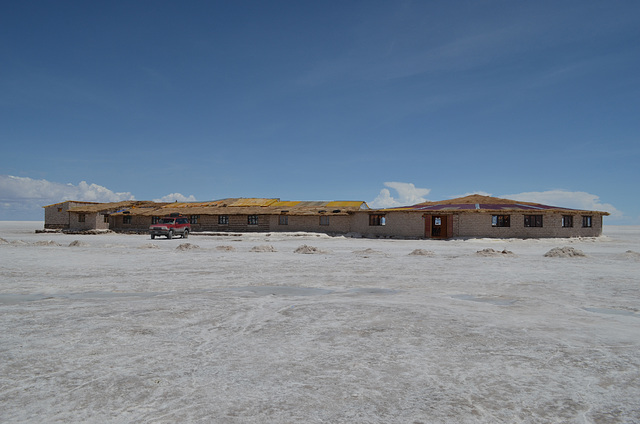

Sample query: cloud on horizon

[370,182,624,221]
[1,174,135,206]
[501,189,623,219]
[370,182,432,208]
[0,175,196,220]
[153,193,197,203]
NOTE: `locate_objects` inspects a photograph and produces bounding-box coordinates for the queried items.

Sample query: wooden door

[431,215,448,238]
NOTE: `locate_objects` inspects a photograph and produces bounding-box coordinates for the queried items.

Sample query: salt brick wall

[351,211,426,238]
[44,204,70,229]
[186,214,269,232]
[108,215,150,233]
[229,215,269,232]
[69,213,109,231]
[268,215,352,234]
[457,213,603,238]
[196,215,226,232]
[44,201,92,229]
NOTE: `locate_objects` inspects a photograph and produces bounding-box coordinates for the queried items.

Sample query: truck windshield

[159,218,176,224]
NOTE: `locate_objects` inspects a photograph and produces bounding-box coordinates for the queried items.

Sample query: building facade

[369,195,606,238]
[44,195,608,238]
[43,201,99,229]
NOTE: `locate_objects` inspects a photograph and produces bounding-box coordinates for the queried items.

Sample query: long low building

[43,194,608,238]
[361,194,608,239]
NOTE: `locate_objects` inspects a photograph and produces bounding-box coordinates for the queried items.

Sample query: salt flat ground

[1,222,639,424]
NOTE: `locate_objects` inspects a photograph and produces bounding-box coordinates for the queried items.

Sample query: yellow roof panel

[271,201,301,208]
[228,198,279,207]
[326,201,367,209]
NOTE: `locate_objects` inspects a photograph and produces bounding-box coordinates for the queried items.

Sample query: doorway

[430,215,448,238]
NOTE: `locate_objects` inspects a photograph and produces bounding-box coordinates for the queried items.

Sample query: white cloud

[153,193,197,203]
[370,182,431,208]
[502,189,623,219]
[0,175,135,220]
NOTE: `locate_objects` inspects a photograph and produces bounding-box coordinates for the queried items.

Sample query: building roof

[67,201,162,213]
[383,194,610,215]
[43,200,100,208]
[107,198,369,217]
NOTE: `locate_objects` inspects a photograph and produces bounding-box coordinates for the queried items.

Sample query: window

[218,215,229,225]
[190,215,199,224]
[57,208,63,213]
[319,216,330,226]
[279,215,288,225]
[369,214,386,226]
[562,215,573,228]
[123,215,132,225]
[491,215,510,227]
[524,215,543,227]
[152,216,161,224]
[103,214,109,223]
[78,214,86,223]
[248,215,259,225]
[582,216,592,228]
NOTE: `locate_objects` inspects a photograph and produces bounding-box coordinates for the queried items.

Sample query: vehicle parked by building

[149,214,191,239]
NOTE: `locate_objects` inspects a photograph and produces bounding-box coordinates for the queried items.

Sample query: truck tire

[183,229,189,239]
[151,234,155,239]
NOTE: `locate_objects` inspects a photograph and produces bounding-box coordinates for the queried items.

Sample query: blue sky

[1,1,638,223]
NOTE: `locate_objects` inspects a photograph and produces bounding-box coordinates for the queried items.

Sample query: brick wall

[69,212,109,231]
[105,215,151,233]
[268,214,352,234]
[458,212,604,238]
[351,211,426,238]
[44,204,71,229]
[44,202,91,229]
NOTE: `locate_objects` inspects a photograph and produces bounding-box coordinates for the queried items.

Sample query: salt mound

[251,245,277,252]
[294,245,328,254]
[476,248,514,257]
[544,246,586,258]
[139,243,159,249]
[69,240,89,247]
[34,240,61,246]
[354,248,383,256]
[408,249,435,256]
[10,240,29,246]
[176,243,199,251]
[216,245,236,252]
[622,250,640,260]
[0,237,9,245]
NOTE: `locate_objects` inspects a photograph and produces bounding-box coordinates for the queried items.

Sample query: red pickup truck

[149,215,191,239]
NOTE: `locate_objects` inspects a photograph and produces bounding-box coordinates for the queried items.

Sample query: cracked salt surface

[0,291,168,305]
[582,307,639,317]
[451,294,518,306]
[228,286,333,297]
[1,222,640,423]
